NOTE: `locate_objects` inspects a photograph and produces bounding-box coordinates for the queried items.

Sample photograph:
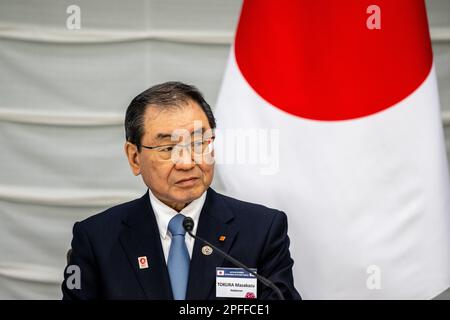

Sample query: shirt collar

[148,188,206,239]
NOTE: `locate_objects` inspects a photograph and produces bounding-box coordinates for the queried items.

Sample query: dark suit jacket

[62,188,301,300]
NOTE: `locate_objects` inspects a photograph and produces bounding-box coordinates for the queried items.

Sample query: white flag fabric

[215,0,450,299]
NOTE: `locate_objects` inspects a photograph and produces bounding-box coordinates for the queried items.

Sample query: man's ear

[124,142,141,176]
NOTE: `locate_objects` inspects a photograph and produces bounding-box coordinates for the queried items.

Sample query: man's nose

[174,147,195,170]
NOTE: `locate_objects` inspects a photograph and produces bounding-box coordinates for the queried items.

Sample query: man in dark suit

[62,82,300,300]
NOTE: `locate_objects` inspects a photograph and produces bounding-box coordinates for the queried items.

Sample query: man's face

[125,100,215,211]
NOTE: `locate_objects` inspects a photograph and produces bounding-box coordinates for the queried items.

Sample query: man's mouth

[175,177,199,187]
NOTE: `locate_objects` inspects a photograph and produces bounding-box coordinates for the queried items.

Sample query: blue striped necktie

[167,213,190,300]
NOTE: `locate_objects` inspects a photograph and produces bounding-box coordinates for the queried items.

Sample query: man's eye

[159,146,174,152]
[193,141,204,147]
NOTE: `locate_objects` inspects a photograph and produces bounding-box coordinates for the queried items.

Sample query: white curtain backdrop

[0,0,448,299]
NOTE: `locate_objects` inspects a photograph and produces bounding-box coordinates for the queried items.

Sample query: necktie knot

[168,214,186,237]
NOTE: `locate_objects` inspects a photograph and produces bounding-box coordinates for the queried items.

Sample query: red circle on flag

[235,0,433,120]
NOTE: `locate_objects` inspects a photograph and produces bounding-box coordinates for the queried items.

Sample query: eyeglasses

[138,137,215,161]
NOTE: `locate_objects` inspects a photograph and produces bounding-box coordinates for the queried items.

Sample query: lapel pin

[219,235,226,242]
[202,245,213,256]
[138,256,149,269]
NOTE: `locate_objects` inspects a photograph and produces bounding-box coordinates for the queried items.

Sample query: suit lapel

[119,192,173,300]
[186,188,237,299]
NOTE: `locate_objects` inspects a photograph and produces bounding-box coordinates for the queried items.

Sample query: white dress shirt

[148,188,206,263]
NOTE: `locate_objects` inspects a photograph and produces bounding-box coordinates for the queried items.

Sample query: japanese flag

[215,0,450,299]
